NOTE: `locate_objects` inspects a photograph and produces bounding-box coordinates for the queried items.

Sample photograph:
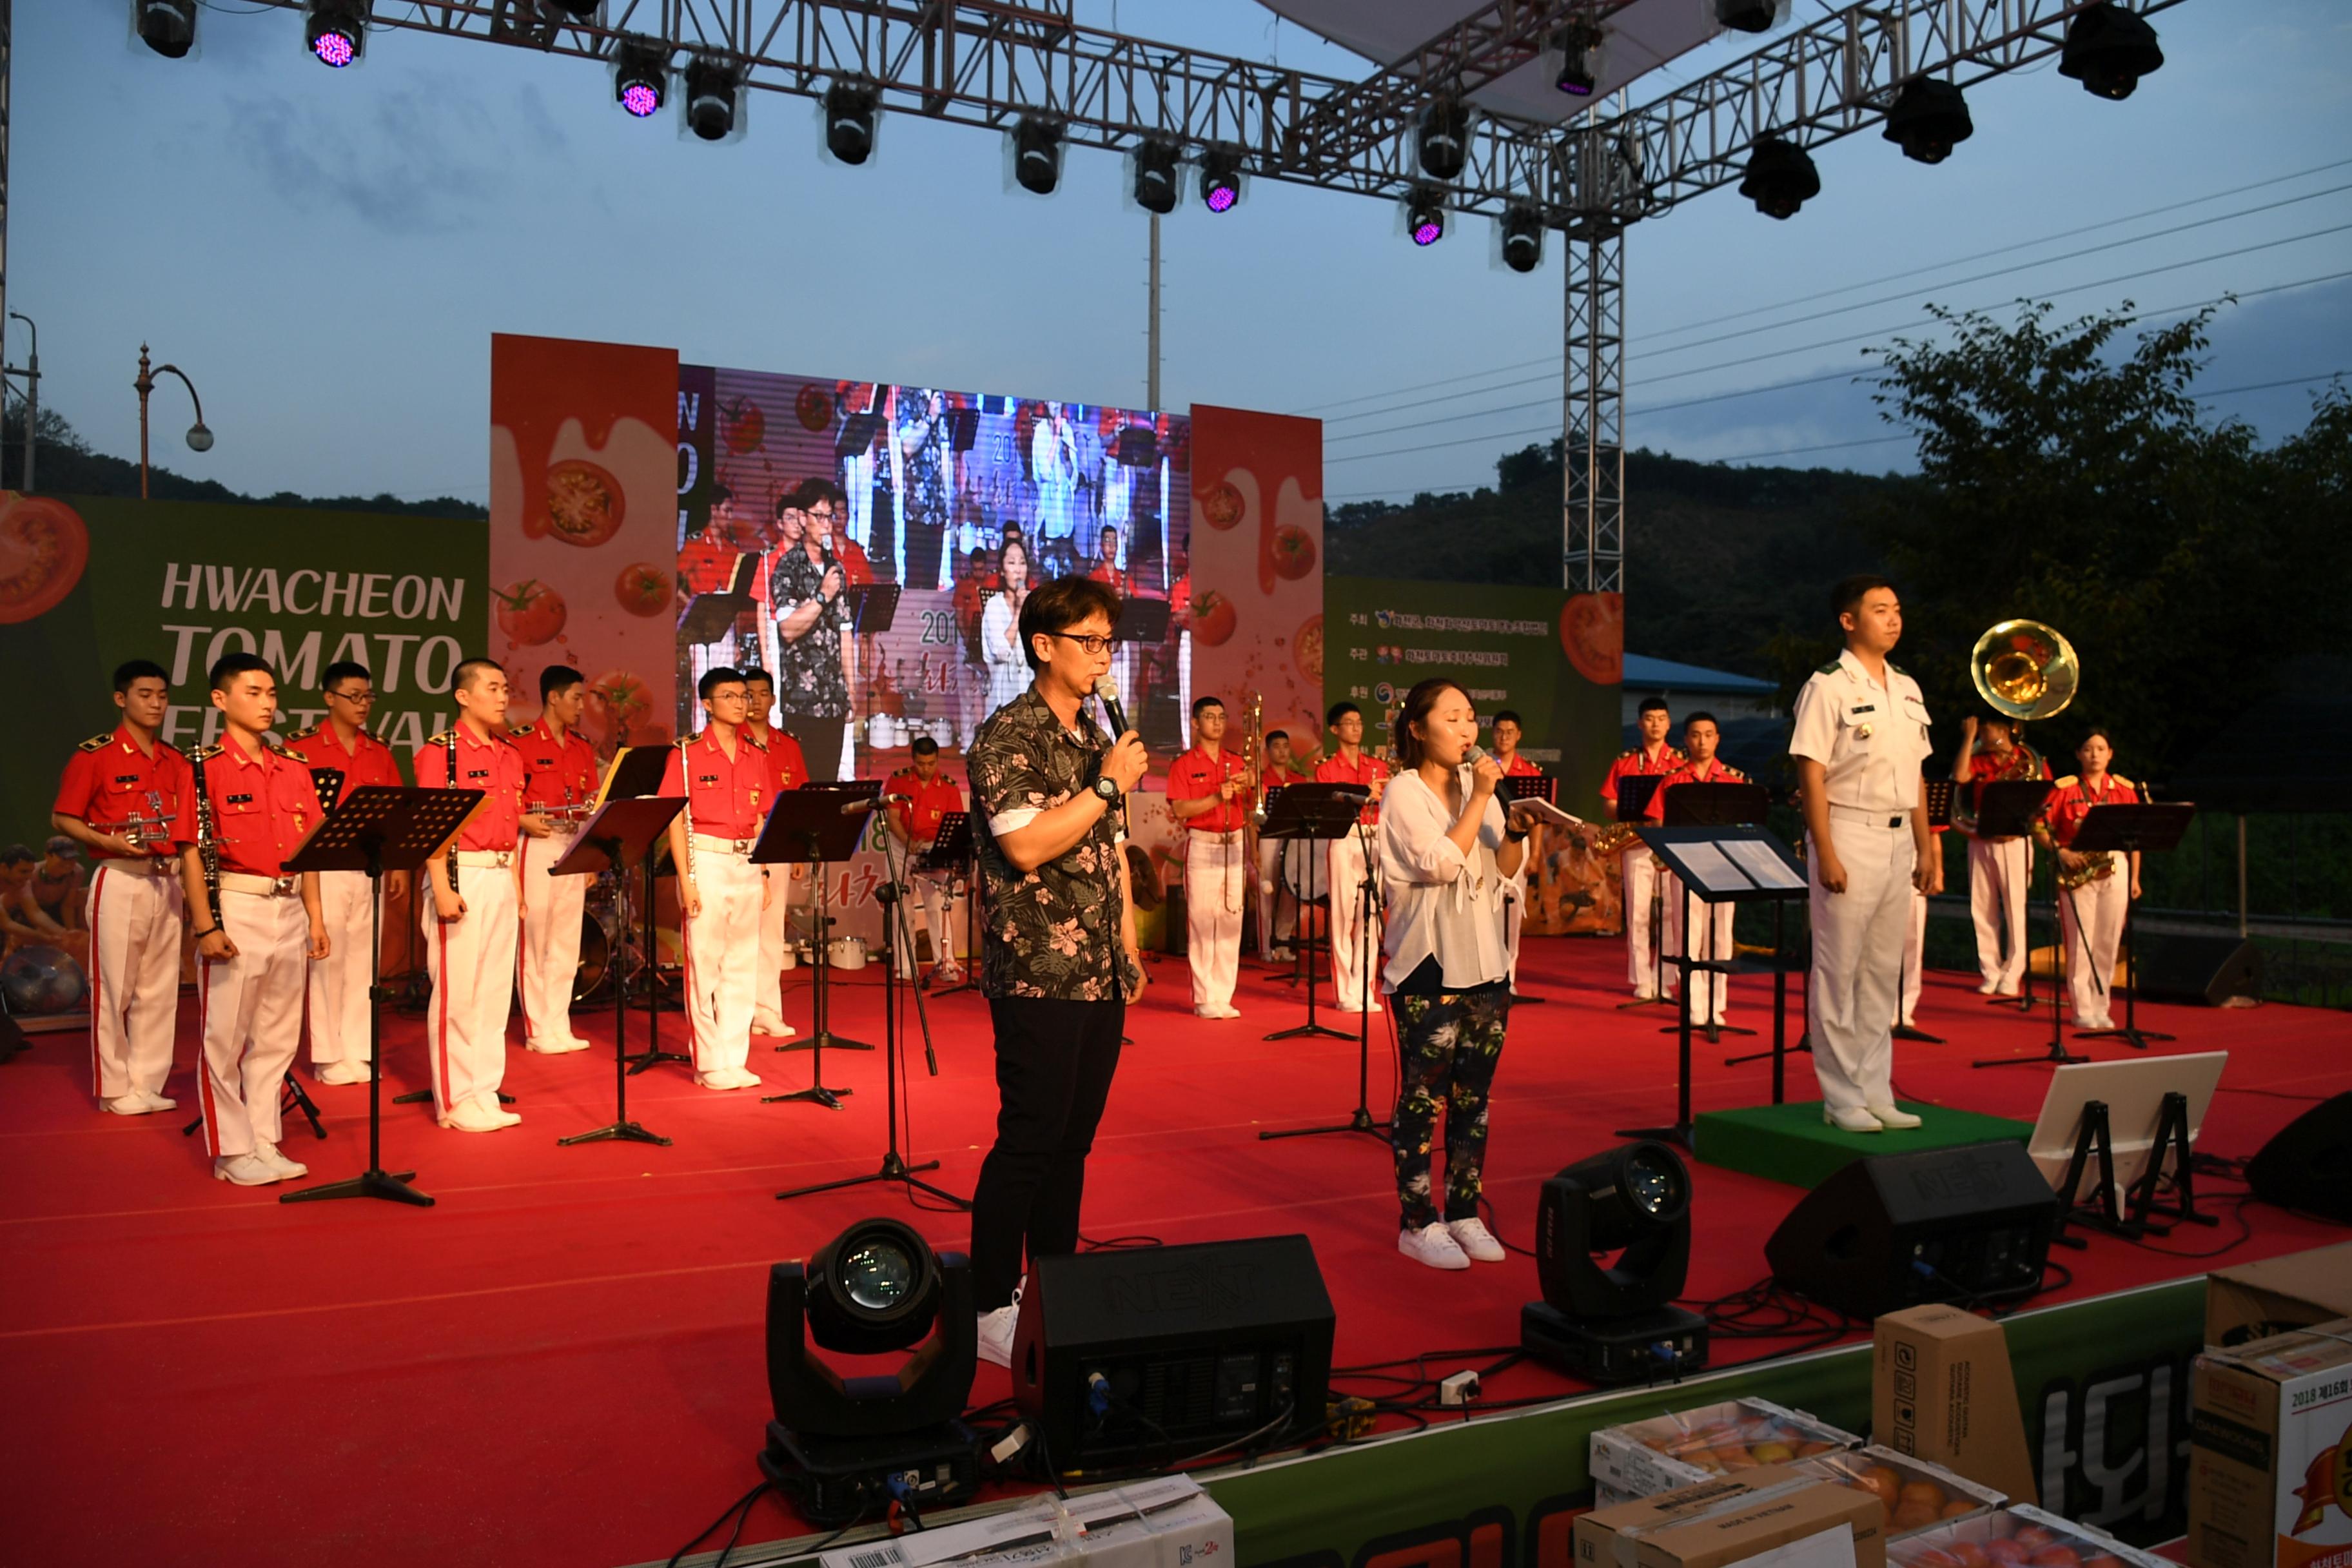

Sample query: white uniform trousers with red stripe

[305,870,372,1066]
[516,830,589,1050]
[752,870,792,1032]
[424,858,519,1119]
[681,844,763,1079]
[1663,874,1737,1026]
[1967,835,2033,993]
[86,860,185,1102]
[2060,867,2128,1032]
[1186,829,1246,1011]
[197,888,309,1158]
[1502,863,1529,992]
[1326,828,1383,1014]
[1622,846,1674,997]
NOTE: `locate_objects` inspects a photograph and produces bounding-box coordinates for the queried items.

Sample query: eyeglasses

[328,689,376,704]
[1049,632,1115,656]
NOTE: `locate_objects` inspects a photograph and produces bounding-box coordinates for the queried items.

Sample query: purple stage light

[620,82,662,117]
[1205,184,1238,213]
[1411,219,1443,246]
[311,29,357,67]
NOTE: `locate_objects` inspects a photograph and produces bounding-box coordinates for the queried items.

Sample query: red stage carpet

[3,941,2346,1566]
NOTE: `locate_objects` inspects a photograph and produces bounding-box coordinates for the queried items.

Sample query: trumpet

[1244,691,1269,829]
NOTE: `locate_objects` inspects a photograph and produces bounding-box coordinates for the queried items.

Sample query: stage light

[1500,204,1544,273]
[1552,21,1605,97]
[306,1,365,68]
[684,55,740,141]
[1132,139,1181,215]
[1406,189,1446,247]
[1739,136,1818,219]
[1714,0,1782,34]
[1199,148,1243,214]
[541,0,599,15]
[1521,1141,1709,1384]
[135,0,198,59]
[612,37,667,120]
[1417,99,1469,181]
[761,1219,979,1526]
[824,81,878,165]
[2059,3,2164,101]
[1882,77,1972,164]
[1012,115,1063,195]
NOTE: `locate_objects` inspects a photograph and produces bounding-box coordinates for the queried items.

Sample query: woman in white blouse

[1380,677,1542,1271]
[980,537,1034,716]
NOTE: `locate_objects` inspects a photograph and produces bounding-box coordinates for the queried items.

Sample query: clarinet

[678,737,697,890]
[191,747,224,929]
[443,729,462,899]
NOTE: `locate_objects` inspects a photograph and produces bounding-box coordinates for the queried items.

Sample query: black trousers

[774,710,841,780]
[968,995,1126,1310]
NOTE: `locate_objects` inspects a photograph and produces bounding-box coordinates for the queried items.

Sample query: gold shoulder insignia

[1618,749,1637,759]
[79,732,115,752]
[2110,773,2134,791]
[426,730,454,747]
[509,723,534,737]
[743,731,769,750]
[2053,774,2079,789]
[284,725,318,743]
[190,743,224,763]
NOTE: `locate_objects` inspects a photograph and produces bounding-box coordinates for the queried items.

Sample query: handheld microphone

[1092,676,1130,741]
[839,792,912,816]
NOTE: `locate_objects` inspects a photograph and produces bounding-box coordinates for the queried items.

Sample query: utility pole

[1146,211,1162,411]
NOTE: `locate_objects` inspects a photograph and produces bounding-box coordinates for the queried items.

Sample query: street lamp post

[135,343,213,500]
[5,311,34,493]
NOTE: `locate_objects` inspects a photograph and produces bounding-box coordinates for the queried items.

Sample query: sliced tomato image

[1199,480,1244,531]
[0,494,91,625]
[543,458,624,547]
[1560,591,1623,685]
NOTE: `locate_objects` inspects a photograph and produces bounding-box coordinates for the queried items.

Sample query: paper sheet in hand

[1722,838,1805,891]
[1509,798,1585,830]
[1670,841,1752,896]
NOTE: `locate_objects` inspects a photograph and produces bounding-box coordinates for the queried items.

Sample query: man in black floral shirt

[964,574,1149,1367]
[768,478,854,778]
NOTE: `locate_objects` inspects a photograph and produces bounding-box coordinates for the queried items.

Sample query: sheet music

[1671,841,1752,896]
[1722,837,1805,891]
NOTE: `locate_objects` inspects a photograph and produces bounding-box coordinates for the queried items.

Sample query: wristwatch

[1092,775,1121,802]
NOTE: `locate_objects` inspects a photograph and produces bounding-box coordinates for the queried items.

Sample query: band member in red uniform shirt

[742,669,807,1039]
[1489,710,1545,995]
[885,736,970,986]
[284,660,408,1084]
[1168,696,1254,1018]
[1254,729,1312,962]
[1646,713,1750,1029]
[1599,696,1686,1002]
[417,659,529,1134]
[1315,701,1389,1015]
[510,664,602,1057]
[2032,729,2142,1033]
[663,668,775,1090]
[182,654,330,1185]
[1954,712,2047,997]
[50,659,196,1116]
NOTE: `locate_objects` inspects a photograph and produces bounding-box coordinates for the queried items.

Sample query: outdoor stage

[2,938,2346,1567]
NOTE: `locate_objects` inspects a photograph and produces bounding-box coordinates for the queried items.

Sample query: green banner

[1322,576,1619,819]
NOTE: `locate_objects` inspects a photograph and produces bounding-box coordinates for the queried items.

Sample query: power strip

[1439,1370,1482,1407]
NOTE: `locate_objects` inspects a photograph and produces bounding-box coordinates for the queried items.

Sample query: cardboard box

[1874,1305,2039,1508]
[1792,1444,2008,1536]
[1886,1504,2175,1568]
[1574,1465,1887,1568]
[1591,1397,1866,1507]
[2206,1244,2352,1349]
[2187,1316,2352,1568]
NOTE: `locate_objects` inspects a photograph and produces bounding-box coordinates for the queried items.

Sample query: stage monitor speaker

[2245,1093,2352,1223]
[2132,933,2261,1006]
[1011,1234,1333,1467]
[1765,1142,2058,1318]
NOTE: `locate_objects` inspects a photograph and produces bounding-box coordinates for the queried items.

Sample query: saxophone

[2057,851,2117,891]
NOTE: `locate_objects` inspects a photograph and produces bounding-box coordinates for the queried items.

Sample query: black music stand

[1612,774,1671,1012]
[1620,825,1807,1150]
[843,583,900,636]
[761,781,881,1111]
[1654,782,1771,1043]
[1502,774,1556,1004]
[680,554,760,647]
[1112,596,1170,645]
[1975,779,2056,1014]
[600,745,693,1076]
[551,796,684,1148]
[2072,803,2194,1051]
[1259,783,1370,1047]
[280,783,480,1209]
[916,810,977,996]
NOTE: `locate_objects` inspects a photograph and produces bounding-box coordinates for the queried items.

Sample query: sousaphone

[1970,620,2078,721]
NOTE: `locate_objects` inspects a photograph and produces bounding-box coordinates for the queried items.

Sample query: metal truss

[1562,231,1624,596]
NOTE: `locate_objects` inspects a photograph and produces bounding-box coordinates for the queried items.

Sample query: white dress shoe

[1398,1222,1471,1271]
[1823,1105,1884,1133]
[696,1071,745,1092]
[138,1090,180,1112]
[1976,980,1999,995]
[1867,1104,1923,1130]
[482,1098,522,1128]
[214,1153,281,1185]
[1444,1217,1507,1263]
[315,1061,371,1085]
[723,1066,763,1089]
[751,1015,798,1039]
[103,1094,153,1116]
[438,1097,509,1133]
[255,1142,310,1180]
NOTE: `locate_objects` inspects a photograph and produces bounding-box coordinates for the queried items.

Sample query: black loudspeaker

[2132,933,2262,1006]
[1765,1142,2059,1318]
[1011,1235,1333,1467]
[2246,1093,2352,1223]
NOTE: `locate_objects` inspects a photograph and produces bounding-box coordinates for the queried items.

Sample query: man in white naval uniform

[1789,575,1941,1133]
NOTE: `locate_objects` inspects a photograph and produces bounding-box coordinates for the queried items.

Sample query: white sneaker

[1823,1105,1883,1133]
[976,1294,1022,1369]
[1976,980,2000,995]
[103,1094,154,1116]
[255,1141,309,1180]
[524,1038,573,1055]
[1444,1217,1506,1263]
[438,1097,508,1133]
[315,1061,370,1085]
[214,1153,280,1186]
[1398,1222,1471,1271]
[752,1014,798,1039]
[1867,1104,1923,1130]
[137,1090,180,1112]
[482,1097,522,1128]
